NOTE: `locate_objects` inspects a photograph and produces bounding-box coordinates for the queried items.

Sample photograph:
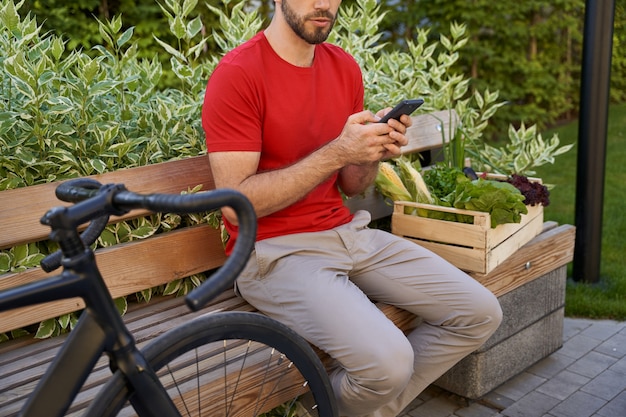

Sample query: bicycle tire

[87,312,338,417]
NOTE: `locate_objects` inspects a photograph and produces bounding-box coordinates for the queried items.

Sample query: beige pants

[235,211,502,417]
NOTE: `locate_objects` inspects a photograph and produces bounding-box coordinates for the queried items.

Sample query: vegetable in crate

[376,158,434,214]
[422,165,468,200]
[422,165,528,227]
[376,161,529,228]
[376,162,412,202]
[451,179,528,228]
[507,174,550,206]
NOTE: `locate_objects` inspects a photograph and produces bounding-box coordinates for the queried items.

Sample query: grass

[534,103,626,320]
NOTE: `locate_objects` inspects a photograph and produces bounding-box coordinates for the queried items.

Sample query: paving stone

[594,329,626,359]
[595,389,626,417]
[567,351,618,378]
[527,352,577,379]
[480,391,515,411]
[609,355,626,375]
[494,372,547,401]
[558,334,602,360]
[548,391,606,417]
[406,396,460,417]
[455,402,502,417]
[580,320,625,341]
[562,318,594,341]
[501,391,561,417]
[535,370,590,401]
[400,393,426,414]
[580,369,626,401]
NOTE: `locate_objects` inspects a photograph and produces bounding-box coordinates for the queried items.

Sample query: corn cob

[376,162,412,202]
[397,157,433,204]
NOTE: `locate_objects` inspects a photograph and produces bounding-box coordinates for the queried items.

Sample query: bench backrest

[0,156,226,333]
[0,110,458,334]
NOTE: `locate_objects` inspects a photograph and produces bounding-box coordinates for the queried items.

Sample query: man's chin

[305,29,332,45]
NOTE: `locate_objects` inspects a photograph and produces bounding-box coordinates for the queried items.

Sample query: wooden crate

[391,201,544,274]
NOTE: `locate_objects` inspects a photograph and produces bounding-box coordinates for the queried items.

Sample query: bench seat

[0,110,575,413]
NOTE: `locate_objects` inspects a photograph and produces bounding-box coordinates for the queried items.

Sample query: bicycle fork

[110,339,184,417]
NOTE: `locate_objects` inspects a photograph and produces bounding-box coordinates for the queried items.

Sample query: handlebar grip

[55,178,103,203]
[183,190,256,311]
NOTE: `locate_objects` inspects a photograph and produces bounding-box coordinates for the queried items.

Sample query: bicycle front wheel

[88,312,338,417]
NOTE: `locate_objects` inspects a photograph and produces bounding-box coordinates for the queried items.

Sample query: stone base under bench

[434,266,567,399]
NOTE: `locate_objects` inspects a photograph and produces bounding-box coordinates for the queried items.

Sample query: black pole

[574,0,615,283]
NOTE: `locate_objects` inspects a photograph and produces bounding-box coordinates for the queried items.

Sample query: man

[202,0,503,415]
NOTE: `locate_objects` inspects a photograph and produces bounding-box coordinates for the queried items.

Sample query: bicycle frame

[0,241,183,417]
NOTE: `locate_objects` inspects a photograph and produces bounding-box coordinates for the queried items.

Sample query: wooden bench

[0,111,575,415]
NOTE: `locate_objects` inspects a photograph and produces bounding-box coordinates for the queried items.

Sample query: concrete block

[479,266,566,351]
[435,307,565,399]
[433,266,567,399]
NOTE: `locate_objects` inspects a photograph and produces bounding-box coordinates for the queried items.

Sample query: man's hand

[335,109,411,197]
[331,110,410,165]
[376,107,413,159]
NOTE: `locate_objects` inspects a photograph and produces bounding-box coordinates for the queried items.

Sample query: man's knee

[365,339,414,391]
[465,290,503,342]
[333,337,414,415]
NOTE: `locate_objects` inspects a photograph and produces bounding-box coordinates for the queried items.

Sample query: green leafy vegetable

[423,165,468,199]
[448,179,528,228]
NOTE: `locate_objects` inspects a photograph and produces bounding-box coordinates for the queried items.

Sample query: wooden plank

[485,210,545,270]
[471,223,576,296]
[392,203,489,245]
[0,224,227,333]
[484,204,544,249]
[0,155,214,249]
[402,110,458,154]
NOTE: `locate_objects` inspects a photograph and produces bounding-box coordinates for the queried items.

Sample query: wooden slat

[402,109,458,154]
[0,224,226,333]
[470,223,576,296]
[0,155,213,249]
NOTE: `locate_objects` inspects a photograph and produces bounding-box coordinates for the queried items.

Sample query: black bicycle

[0,178,337,417]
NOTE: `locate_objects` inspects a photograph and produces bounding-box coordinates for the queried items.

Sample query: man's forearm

[237,143,346,219]
[338,161,379,197]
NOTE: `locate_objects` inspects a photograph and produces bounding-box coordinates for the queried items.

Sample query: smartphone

[378,98,424,123]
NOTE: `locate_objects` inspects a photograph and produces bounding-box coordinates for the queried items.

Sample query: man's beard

[281,0,336,44]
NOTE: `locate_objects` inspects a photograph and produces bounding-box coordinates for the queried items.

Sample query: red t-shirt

[202,32,364,253]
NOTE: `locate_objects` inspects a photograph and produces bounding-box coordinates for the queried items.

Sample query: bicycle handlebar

[41,179,257,312]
